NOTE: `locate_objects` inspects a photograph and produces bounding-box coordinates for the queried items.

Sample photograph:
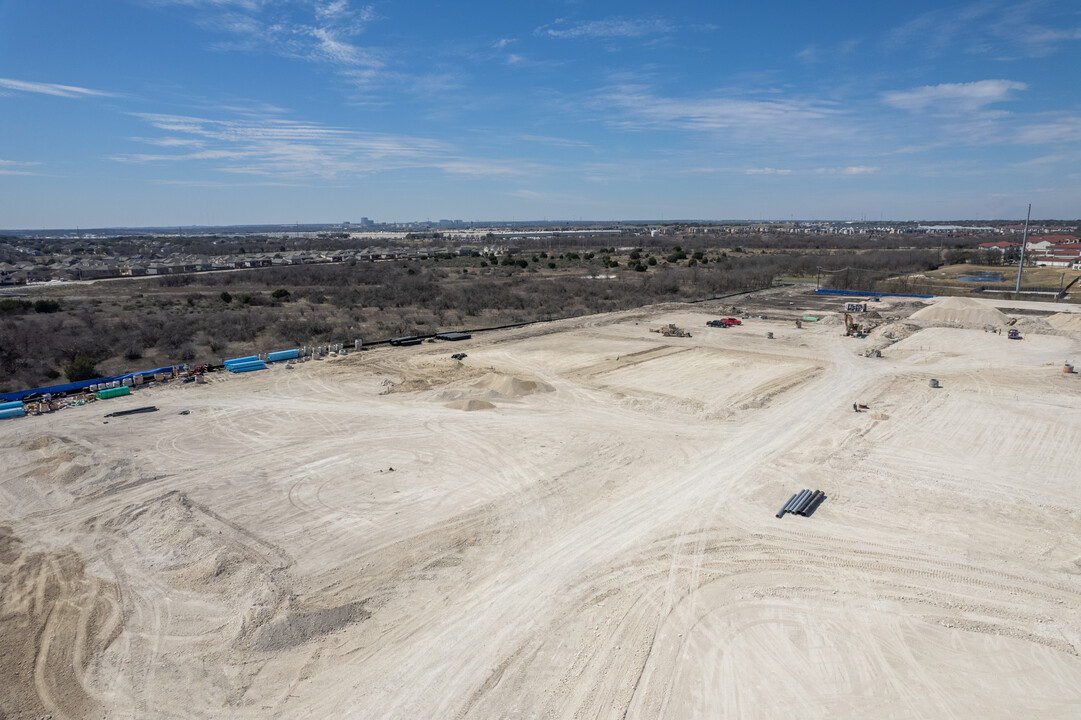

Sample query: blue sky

[1,0,1079,227]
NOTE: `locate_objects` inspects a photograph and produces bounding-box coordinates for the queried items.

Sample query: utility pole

[1014,204,1031,294]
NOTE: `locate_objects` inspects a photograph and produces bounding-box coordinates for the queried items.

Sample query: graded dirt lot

[3,288,1081,719]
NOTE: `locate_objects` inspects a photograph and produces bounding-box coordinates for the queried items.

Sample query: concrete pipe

[788,489,811,514]
[803,492,826,515]
[777,493,799,518]
[793,490,817,515]
[797,490,822,515]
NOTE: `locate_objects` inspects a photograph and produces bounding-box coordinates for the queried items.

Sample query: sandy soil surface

[3,289,1081,719]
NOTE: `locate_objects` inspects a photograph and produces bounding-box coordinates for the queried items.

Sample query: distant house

[1031,244,1081,268]
[1028,235,1080,251]
[978,241,1019,253]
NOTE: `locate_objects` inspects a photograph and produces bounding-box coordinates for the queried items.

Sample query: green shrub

[34,299,61,313]
[64,355,99,382]
[0,299,31,314]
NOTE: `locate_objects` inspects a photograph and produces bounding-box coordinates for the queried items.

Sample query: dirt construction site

[4,286,1081,719]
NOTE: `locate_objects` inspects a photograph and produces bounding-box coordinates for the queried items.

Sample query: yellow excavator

[845,313,860,337]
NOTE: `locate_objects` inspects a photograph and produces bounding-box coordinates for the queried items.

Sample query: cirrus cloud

[0,77,117,99]
[881,80,1026,113]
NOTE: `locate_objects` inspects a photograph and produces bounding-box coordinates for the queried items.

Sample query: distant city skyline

[1,0,1079,227]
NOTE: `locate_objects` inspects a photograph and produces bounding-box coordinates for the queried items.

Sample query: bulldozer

[651,323,691,338]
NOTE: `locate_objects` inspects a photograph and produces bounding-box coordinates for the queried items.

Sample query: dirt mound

[21,436,52,451]
[100,492,270,596]
[1047,312,1081,335]
[250,600,370,652]
[909,297,1008,328]
[444,399,496,411]
[0,525,121,720]
[1009,316,1059,335]
[870,322,921,340]
[471,373,555,398]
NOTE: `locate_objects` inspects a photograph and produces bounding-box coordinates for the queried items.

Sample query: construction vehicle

[844,313,860,337]
[795,319,802,329]
[1057,275,1080,300]
[1008,329,1022,340]
[652,323,691,338]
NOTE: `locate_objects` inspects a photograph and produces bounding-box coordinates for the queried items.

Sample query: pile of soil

[471,373,555,398]
[1047,312,1081,336]
[910,297,1008,328]
[444,399,496,412]
[1010,317,1060,335]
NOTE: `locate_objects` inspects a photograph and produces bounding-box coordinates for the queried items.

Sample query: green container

[801,316,820,322]
[96,386,131,400]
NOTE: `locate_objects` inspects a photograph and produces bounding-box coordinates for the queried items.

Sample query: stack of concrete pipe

[776,489,825,519]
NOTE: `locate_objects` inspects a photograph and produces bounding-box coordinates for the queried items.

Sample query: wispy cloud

[0,158,43,176]
[151,178,309,188]
[0,77,116,98]
[592,84,845,145]
[1015,117,1081,144]
[746,167,791,175]
[520,134,592,149]
[147,0,381,68]
[881,80,1026,113]
[886,1,1081,59]
[536,17,672,40]
[115,111,525,179]
[130,136,207,148]
[816,165,879,175]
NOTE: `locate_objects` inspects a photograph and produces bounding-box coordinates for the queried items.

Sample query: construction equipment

[1057,275,1080,300]
[652,323,691,338]
[845,313,860,336]
[1008,329,1022,340]
[795,319,802,329]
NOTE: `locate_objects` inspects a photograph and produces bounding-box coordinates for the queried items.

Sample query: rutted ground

[2,292,1081,718]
